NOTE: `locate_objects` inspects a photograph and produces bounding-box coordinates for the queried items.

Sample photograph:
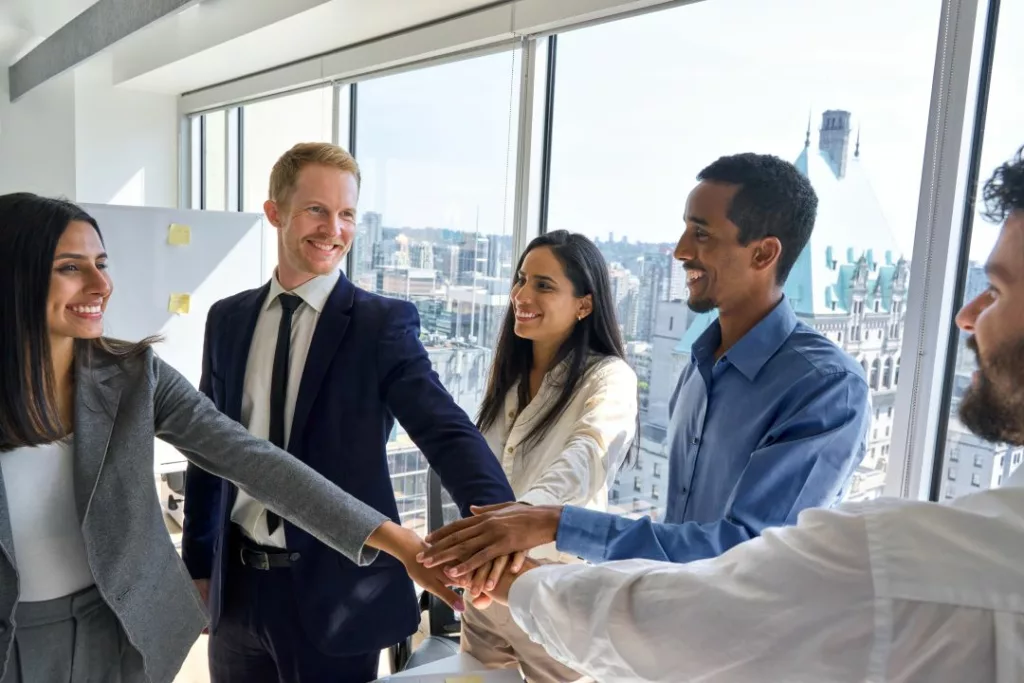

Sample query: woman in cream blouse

[461,230,638,683]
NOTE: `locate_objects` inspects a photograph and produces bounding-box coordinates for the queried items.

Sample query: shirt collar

[265,269,341,314]
[691,297,798,381]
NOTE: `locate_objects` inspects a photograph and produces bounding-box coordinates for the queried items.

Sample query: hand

[368,521,465,613]
[418,503,562,579]
[484,557,544,606]
[193,579,211,633]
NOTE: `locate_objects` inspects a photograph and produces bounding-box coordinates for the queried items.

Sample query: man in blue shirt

[419,153,870,582]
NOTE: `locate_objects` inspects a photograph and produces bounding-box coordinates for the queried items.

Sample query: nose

[85,267,111,298]
[511,283,528,306]
[955,292,986,333]
[674,230,694,262]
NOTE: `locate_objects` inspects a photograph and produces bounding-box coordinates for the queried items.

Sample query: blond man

[181,143,514,683]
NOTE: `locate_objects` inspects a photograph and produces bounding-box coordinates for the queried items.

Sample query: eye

[306,206,326,215]
[695,228,710,241]
[57,264,78,273]
[97,262,109,270]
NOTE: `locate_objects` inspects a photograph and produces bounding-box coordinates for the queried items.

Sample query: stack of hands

[398,502,565,612]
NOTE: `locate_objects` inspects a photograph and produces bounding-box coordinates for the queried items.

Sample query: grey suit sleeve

[149,355,388,566]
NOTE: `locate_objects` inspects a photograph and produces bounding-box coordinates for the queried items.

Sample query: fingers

[470,592,494,610]
[469,502,514,515]
[469,563,491,597]
[446,545,504,579]
[510,550,528,574]
[419,532,492,568]
[425,580,465,614]
[424,513,488,545]
[486,554,509,592]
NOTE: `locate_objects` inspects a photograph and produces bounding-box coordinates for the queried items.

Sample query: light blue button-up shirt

[555,298,870,564]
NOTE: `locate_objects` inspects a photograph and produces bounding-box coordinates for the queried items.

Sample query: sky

[248,0,1023,266]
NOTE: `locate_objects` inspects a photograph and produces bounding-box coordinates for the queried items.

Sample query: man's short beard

[958,338,1024,446]
[687,296,716,314]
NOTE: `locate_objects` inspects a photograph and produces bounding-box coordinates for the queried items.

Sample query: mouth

[306,238,341,255]
[67,303,104,320]
[686,269,706,285]
[514,310,541,323]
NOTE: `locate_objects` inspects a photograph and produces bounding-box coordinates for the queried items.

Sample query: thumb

[470,502,510,516]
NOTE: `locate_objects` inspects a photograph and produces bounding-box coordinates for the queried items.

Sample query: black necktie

[266,293,302,535]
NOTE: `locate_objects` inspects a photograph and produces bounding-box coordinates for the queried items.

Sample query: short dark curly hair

[697,153,818,284]
[981,145,1024,224]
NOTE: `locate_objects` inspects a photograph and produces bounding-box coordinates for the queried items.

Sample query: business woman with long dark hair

[460,230,639,682]
[0,193,459,683]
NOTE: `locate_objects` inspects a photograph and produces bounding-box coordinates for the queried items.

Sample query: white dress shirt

[231,269,340,548]
[509,466,1024,682]
[0,437,95,601]
[482,355,637,562]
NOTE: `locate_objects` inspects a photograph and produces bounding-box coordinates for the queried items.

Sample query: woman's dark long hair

[0,193,156,451]
[478,230,639,464]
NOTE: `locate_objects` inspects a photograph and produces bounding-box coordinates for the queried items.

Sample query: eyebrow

[519,272,557,284]
[685,214,710,227]
[985,262,1014,284]
[55,252,108,260]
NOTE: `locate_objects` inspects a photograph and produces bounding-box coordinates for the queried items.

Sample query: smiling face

[955,211,1024,445]
[674,180,774,314]
[47,220,112,342]
[510,246,592,347]
[265,163,359,289]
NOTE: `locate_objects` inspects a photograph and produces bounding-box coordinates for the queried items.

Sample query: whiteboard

[82,204,270,471]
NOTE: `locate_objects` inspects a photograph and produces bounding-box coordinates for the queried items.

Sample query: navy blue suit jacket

[180,274,514,655]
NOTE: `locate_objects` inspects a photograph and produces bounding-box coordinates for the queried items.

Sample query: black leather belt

[232,526,300,570]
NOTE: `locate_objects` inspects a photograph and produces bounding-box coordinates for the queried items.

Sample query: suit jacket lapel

[289,275,355,452]
[223,284,270,422]
[73,347,123,525]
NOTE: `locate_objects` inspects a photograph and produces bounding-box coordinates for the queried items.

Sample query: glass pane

[938,0,1024,500]
[203,110,227,211]
[549,0,942,519]
[241,87,335,213]
[355,50,520,535]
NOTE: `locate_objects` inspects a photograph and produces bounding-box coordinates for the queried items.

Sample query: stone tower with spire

[819,109,852,179]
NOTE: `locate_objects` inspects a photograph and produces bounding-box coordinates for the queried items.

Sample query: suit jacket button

[289,553,301,562]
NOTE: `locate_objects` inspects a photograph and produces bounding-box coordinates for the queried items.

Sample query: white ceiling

[113,0,505,94]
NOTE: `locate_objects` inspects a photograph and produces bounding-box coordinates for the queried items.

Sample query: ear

[751,236,782,273]
[577,294,594,320]
[264,199,283,229]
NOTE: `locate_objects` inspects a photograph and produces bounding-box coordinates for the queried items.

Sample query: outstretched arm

[152,353,463,611]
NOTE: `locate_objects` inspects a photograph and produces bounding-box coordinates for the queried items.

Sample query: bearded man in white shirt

[479,147,1024,683]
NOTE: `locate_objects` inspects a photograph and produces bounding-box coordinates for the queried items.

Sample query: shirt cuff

[555,505,614,562]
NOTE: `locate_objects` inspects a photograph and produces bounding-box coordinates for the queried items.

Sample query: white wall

[74,56,178,207]
[0,55,178,206]
[0,69,77,198]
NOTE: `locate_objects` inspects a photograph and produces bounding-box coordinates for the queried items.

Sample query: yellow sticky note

[445,678,483,683]
[168,223,191,246]
[168,293,191,315]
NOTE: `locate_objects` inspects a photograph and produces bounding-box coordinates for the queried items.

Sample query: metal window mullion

[927,0,1002,501]
[537,34,557,235]
[886,0,991,500]
[511,37,539,261]
[226,107,241,211]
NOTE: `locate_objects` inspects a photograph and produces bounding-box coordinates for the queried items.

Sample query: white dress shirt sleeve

[517,359,638,508]
[508,505,877,682]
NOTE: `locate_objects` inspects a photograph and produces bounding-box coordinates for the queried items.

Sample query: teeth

[310,241,335,252]
[686,271,704,282]
[70,305,102,314]
[516,312,539,319]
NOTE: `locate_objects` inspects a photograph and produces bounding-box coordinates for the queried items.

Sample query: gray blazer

[0,346,390,683]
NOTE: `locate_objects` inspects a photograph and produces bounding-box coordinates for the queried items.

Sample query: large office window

[547,0,942,519]
[202,110,227,211]
[937,0,1024,499]
[355,50,521,534]
[241,87,335,213]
